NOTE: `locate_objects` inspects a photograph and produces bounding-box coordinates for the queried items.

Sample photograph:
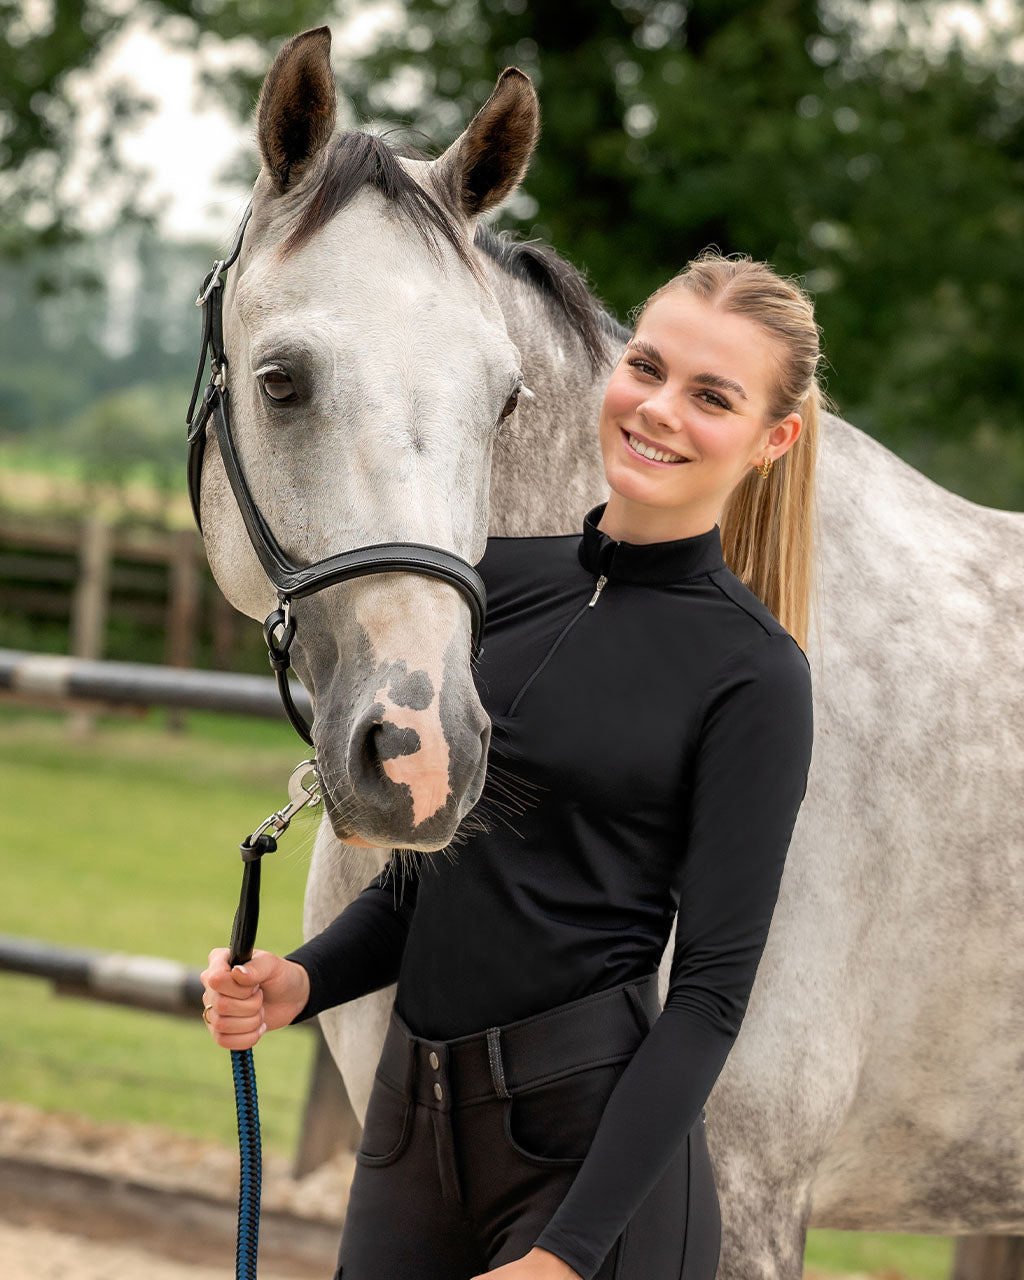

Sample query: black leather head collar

[186,204,487,745]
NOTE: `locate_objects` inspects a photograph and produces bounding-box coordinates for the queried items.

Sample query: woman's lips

[619,426,689,468]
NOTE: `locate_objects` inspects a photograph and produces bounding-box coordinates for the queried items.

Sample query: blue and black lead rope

[231,1047,262,1280]
[227,834,274,1280]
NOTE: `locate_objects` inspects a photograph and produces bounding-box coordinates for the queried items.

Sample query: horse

[195,26,1024,1279]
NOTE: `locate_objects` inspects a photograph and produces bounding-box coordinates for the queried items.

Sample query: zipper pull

[588,574,608,607]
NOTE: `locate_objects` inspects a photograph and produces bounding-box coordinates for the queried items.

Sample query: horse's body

[200,29,1024,1279]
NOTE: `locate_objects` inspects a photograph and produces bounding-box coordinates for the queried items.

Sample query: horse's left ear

[256,26,337,193]
[433,68,540,220]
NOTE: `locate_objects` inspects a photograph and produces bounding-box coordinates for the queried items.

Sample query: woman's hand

[471,1247,582,1279]
[200,948,310,1049]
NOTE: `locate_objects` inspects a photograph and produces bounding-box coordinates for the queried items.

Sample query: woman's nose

[637,391,682,434]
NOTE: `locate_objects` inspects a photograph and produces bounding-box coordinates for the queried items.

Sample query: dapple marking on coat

[194,27,1024,1279]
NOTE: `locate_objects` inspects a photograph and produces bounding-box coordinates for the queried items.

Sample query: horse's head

[199,27,539,850]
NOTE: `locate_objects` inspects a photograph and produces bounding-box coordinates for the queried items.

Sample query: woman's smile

[621,426,690,466]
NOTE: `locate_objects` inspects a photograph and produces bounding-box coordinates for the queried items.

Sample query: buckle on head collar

[195,264,226,308]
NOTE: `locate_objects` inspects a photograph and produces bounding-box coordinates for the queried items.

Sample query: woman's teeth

[627,432,686,464]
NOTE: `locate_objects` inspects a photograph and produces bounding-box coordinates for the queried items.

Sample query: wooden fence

[1,518,1020,1275]
[0,512,264,675]
[0,933,359,1179]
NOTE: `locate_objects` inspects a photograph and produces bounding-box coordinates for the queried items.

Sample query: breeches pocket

[355,1073,412,1166]
[503,1057,632,1165]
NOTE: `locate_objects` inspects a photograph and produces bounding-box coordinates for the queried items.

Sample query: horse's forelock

[273,129,623,375]
[279,130,477,274]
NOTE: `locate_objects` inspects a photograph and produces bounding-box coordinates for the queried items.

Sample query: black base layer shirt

[288,501,813,1279]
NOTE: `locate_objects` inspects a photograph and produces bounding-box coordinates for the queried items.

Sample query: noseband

[185,204,487,745]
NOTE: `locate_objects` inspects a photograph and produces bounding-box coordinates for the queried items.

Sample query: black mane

[282,129,626,373]
[474,226,628,372]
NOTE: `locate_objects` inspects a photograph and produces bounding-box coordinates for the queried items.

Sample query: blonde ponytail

[719,381,820,651]
[641,252,824,650]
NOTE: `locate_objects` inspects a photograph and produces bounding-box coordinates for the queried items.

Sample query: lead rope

[225,761,321,1279]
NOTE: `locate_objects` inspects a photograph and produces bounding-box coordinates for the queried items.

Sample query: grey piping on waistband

[486,1027,511,1099]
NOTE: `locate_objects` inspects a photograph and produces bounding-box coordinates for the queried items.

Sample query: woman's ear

[765,412,802,463]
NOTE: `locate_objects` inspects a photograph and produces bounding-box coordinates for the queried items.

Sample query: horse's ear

[256,26,337,193]
[434,68,540,220]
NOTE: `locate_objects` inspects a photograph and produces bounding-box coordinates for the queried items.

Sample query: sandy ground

[0,1219,870,1280]
[0,1103,906,1280]
[0,1221,310,1280]
[0,1101,352,1219]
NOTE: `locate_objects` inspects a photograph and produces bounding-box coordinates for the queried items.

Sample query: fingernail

[236,965,249,976]
[258,1022,267,1037]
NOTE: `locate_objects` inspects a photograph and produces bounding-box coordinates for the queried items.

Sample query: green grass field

[0,705,317,1152]
[0,705,955,1275]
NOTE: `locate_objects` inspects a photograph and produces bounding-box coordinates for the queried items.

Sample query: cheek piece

[185,202,488,1280]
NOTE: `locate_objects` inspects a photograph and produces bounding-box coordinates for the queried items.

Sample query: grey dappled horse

[197,27,1024,1280]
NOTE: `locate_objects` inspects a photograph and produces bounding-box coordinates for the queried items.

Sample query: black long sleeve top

[287,501,813,1279]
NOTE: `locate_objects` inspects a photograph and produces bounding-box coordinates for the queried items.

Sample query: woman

[202,251,819,1280]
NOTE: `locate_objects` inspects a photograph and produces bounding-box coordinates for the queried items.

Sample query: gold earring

[756,456,774,479]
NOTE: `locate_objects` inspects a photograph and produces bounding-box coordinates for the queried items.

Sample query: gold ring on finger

[202,1004,213,1025]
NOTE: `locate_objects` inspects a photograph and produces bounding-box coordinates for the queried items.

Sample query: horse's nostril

[375,720,423,762]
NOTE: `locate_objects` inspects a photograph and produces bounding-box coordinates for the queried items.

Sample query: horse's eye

[500,388,520,420]
[260,371,296,403]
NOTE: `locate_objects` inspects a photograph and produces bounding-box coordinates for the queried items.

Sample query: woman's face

[598,288,800,530]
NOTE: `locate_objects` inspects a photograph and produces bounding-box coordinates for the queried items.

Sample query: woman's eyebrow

[627,338,664,366]
[630,338,748,401]
[694,372,747,401]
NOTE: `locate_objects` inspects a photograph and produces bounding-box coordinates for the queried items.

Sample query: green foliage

[63,381,185,492]
[804,1227,952,1278]
[0,0,325,253]
[1,2,1022,508]
[338,0,1024,490]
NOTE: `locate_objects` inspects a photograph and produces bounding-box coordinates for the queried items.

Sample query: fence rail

[0,933,205,1017]
[0,648,311,720]
[0,932,361,1175]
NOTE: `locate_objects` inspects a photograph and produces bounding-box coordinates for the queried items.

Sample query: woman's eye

[697,389,730,411]
[500,388,520,420]
[628,357,659,377]
[260,371,296,403]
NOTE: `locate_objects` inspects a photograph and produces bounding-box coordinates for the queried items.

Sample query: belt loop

[402,1028,417,1097]
[486,1027,510,1099]
[625,982,653,1035]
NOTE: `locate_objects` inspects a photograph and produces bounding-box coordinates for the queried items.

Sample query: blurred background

[1,2,1021,1277]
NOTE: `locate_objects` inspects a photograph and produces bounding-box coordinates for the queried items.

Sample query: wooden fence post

[212,588,239,671]
[165,530,200,670]
[68,514,112,736]
[71,514,111,661]
[165,530,200,731]
[952,1235,1024,1279]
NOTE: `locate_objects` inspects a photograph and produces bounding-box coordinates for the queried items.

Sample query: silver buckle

[195,261,226,307]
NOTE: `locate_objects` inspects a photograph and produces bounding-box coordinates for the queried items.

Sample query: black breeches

[335,973,721,1279]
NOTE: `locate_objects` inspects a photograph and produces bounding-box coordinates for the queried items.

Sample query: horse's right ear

[433,68,540,221]
[257,27,337,193]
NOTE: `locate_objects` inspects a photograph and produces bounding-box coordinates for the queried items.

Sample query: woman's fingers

[206,1016,268,1051]
[207,990,264,1018]
[201,949,261,1000]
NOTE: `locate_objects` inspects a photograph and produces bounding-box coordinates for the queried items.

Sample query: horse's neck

[482,259,621,537]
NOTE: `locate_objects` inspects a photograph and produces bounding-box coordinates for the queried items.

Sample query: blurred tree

[0,0,324,257]
[67,381,184,497]
[2,2,1022,506]
[336,0,1024,484]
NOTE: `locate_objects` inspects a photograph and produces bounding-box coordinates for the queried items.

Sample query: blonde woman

[203,251,820,1280]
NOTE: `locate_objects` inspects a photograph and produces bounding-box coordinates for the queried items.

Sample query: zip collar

[577,502,725,584]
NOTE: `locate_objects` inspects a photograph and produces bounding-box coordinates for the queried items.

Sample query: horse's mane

[282,130,625,373]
